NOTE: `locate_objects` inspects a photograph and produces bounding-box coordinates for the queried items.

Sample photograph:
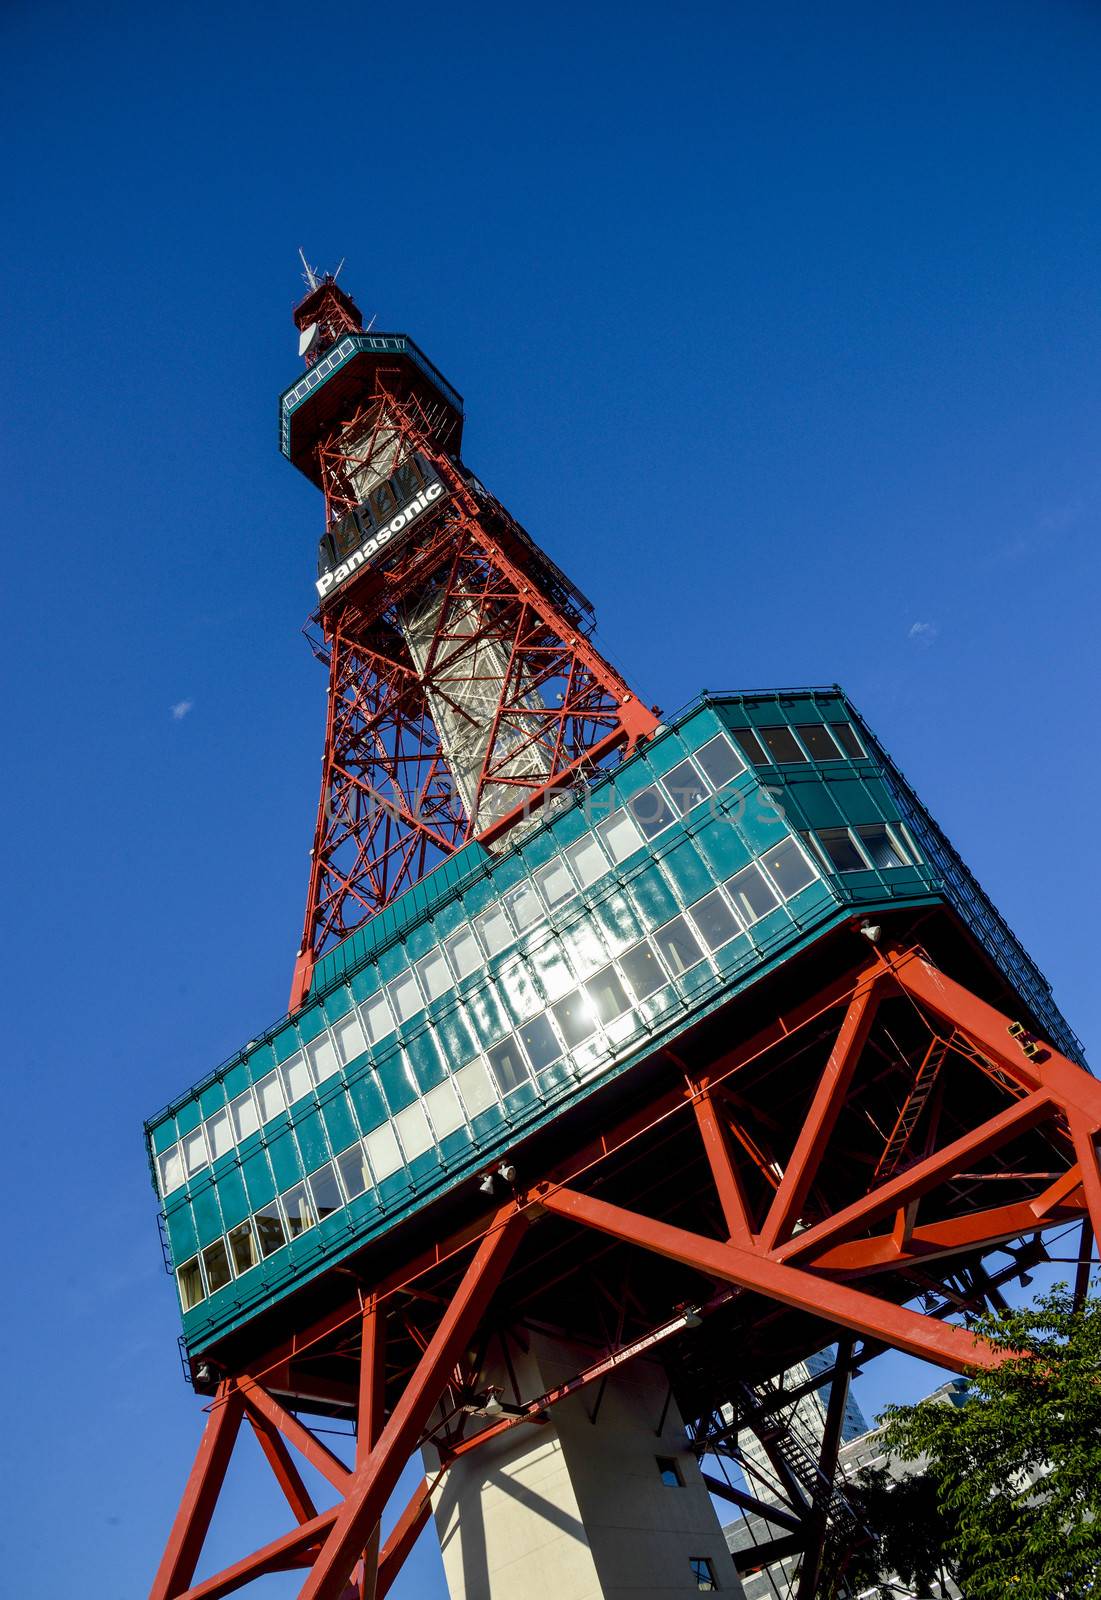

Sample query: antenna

[332,257,345,282]
[298,248,320,291]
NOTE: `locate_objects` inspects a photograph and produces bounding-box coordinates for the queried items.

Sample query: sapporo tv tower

[147,264,1101,1600]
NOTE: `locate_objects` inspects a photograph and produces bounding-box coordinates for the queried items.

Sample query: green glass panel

[166,1204,197,1263]
[297,1006,326,1045]
[405,1029,445,1092]
[150,1117,178,1155]
[348,1070,387,1133]
[224,1062,250,1099]
[294,1105,329,1172]
[198,1082,226,1118]
[215,1165,250,1231]
[191,1181,223,1250]
[175,1100,202,1137]
[242,1149,275,1210]
[628,863,680,932]
[321,1093,358,1154]
[660,836,713,904]
[375,1048,415,1114]
[247,1043,277,1085]
[272,1025,301,1064]
[267,1123,302,1191]
[463,986,508,1050]
[433,1006,477,1070]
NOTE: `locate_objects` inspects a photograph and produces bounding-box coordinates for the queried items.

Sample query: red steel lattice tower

[286,274,656,1010]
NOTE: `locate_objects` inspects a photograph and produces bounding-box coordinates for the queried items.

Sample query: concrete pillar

[424,1331,742,1599]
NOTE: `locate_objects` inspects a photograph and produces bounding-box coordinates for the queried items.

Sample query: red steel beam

[358,1301,387,1600]
[538,1185,1002,1371]
[298,1209,527,1600]
[177,1508,339,1600]
[692,1086,757,1248]
[808,1192,1083,1274]
[774,1089,1053,1265]
[246,1410,318,1525]
[237,1378,352,1494]
[1068,1110,1101,1243]
[150,1382,245,1600]
[376,1476,436,1600]
[759,983,881,1251]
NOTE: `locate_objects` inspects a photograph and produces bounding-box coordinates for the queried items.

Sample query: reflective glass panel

[816,828,869,873]
[281,1183,316,1239]
[856,824,909,869]
[726,862,779,923]
[504,881,543,929]
[365,1121,403,1180]
[395,1100,434,1160]
[158,1145,184,1195]
[761,837,818,899]
[228,1220,259,1275]
[618,940,665,1000]
[534,857,575,909]
[205,1109,233,1160]
[454,1058,497,1117]
[476,905,512,956]
[694,734,746,790]
[178,1258,205,1310]
[307,1032,340,1083]
[518,1013,561,1072]
[445,926,482,980]
[732,727,768,765]
[182,1129,207,1175]
[662,758,709,816]
[230,1090,259,1142]
[628,783,677,839]
[280,1051,313,1104]
[565,834,608,889]
[415,948,452,1003]
[486,1035,530,1095]
[388,970,423,1024]
[689,890,741,950]
[553,990,599,1048]
[202,1238,233,1294]
[255,1071,286,1123]
[308,1162,342,1220]
[834,722,866,758]
[336,1144,370,1200]
[360,991,395,1045]
[796,723,843,761]
[255,1203,286,1257]
[652,915,705,978]
[587,964,631,1024]
[424,1078,465,1137]
[333,1012,367,1065]
[597,809,643,864]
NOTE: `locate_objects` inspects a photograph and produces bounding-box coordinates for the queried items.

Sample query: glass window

[587,965,632,1025]
[182,1128,208,1176]
[689,890,741,951]
[653,915,705,978]
[662,757,709,816]
[415,948,452,1003]
[228,1220,259,1275]
[534,857,576,909]
[336,1143,370,1201]
[732,727,769,765]
[597,808,643,864]
[563,919,608,980]
[388,970,423,1024]
[690,1555,718,1590]
[307,1032,341,1083]
[280,1050,313,1105]
[694,734,746,790]
[365,1121,404,1180]
[726,863,779,924]
[796,722,844,761]
[856,823,910,869]
[618,940,666,1000]
[205,1109,233,1161]
[486,1036,530,1095]
[281,1183,316,1239]
[444,926,482,981]
[656,1456,684,1487]
[395,1101,434,1160]
[255,1201,286,1257]
[565,834,608,889]
[255,1071,286,1123]
[360,991,395,1045]
[499,956,540,1020]
[503,881,543,930]
[333,1012,367,1066]
[817,827,870,873]
[833,721,866,758]
[230,1090,259,1142]
[202,1238,233,1294]
[158,1145,184,1196]
[518,1013,561,1072]
[761,837,818,899]
[308,1161,343,1220]
[424,1079,465,1138]
[178,1258,205,1311]
[759,725,807,764]
[475,905,512,956]
[628,783,677,840]
[553,990,599,1048]
[454,1058,498,1117]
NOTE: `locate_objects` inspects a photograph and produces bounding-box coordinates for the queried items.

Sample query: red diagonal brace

[247,1409,318,1524]
[692,1086,757,1247]
[539,1185,1001,1372]
[759,981,881,1251]
[237,1376,352,1494]
[299,1208,527,1600]
[150,1382,245,1600]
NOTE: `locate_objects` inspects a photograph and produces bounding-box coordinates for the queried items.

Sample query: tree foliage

[872,1287,1101,1599]
[832,1463,958,1597]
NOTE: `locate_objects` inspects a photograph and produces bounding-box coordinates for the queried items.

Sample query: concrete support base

[424,1331,741,1599]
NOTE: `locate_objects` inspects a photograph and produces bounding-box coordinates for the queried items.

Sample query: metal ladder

[873,1034,952,1183]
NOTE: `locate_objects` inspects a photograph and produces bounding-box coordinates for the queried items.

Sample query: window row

[163,834,822,1225]
[804,822,915,875]
[731,719,866,768]
[156,733,753,1195]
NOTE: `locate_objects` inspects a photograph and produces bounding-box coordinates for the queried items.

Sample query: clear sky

[2,1,1100,1595]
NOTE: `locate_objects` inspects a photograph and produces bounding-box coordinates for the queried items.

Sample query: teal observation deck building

[146,687,1078,1366]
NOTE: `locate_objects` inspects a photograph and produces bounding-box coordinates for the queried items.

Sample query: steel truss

[152,943,1101,1600]
[291,396,656,1009]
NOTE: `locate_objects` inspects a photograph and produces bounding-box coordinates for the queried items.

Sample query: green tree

[830,1462,960,1597]
[877,1286,1101,1599]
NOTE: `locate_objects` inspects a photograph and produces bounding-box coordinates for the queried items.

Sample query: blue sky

[2,1,1100,1594]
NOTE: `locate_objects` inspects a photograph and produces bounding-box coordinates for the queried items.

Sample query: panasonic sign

[316,452,449,603]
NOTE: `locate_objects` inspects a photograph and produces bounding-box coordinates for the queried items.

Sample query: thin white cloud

[907,621,938,644]
[170,699,194,721]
